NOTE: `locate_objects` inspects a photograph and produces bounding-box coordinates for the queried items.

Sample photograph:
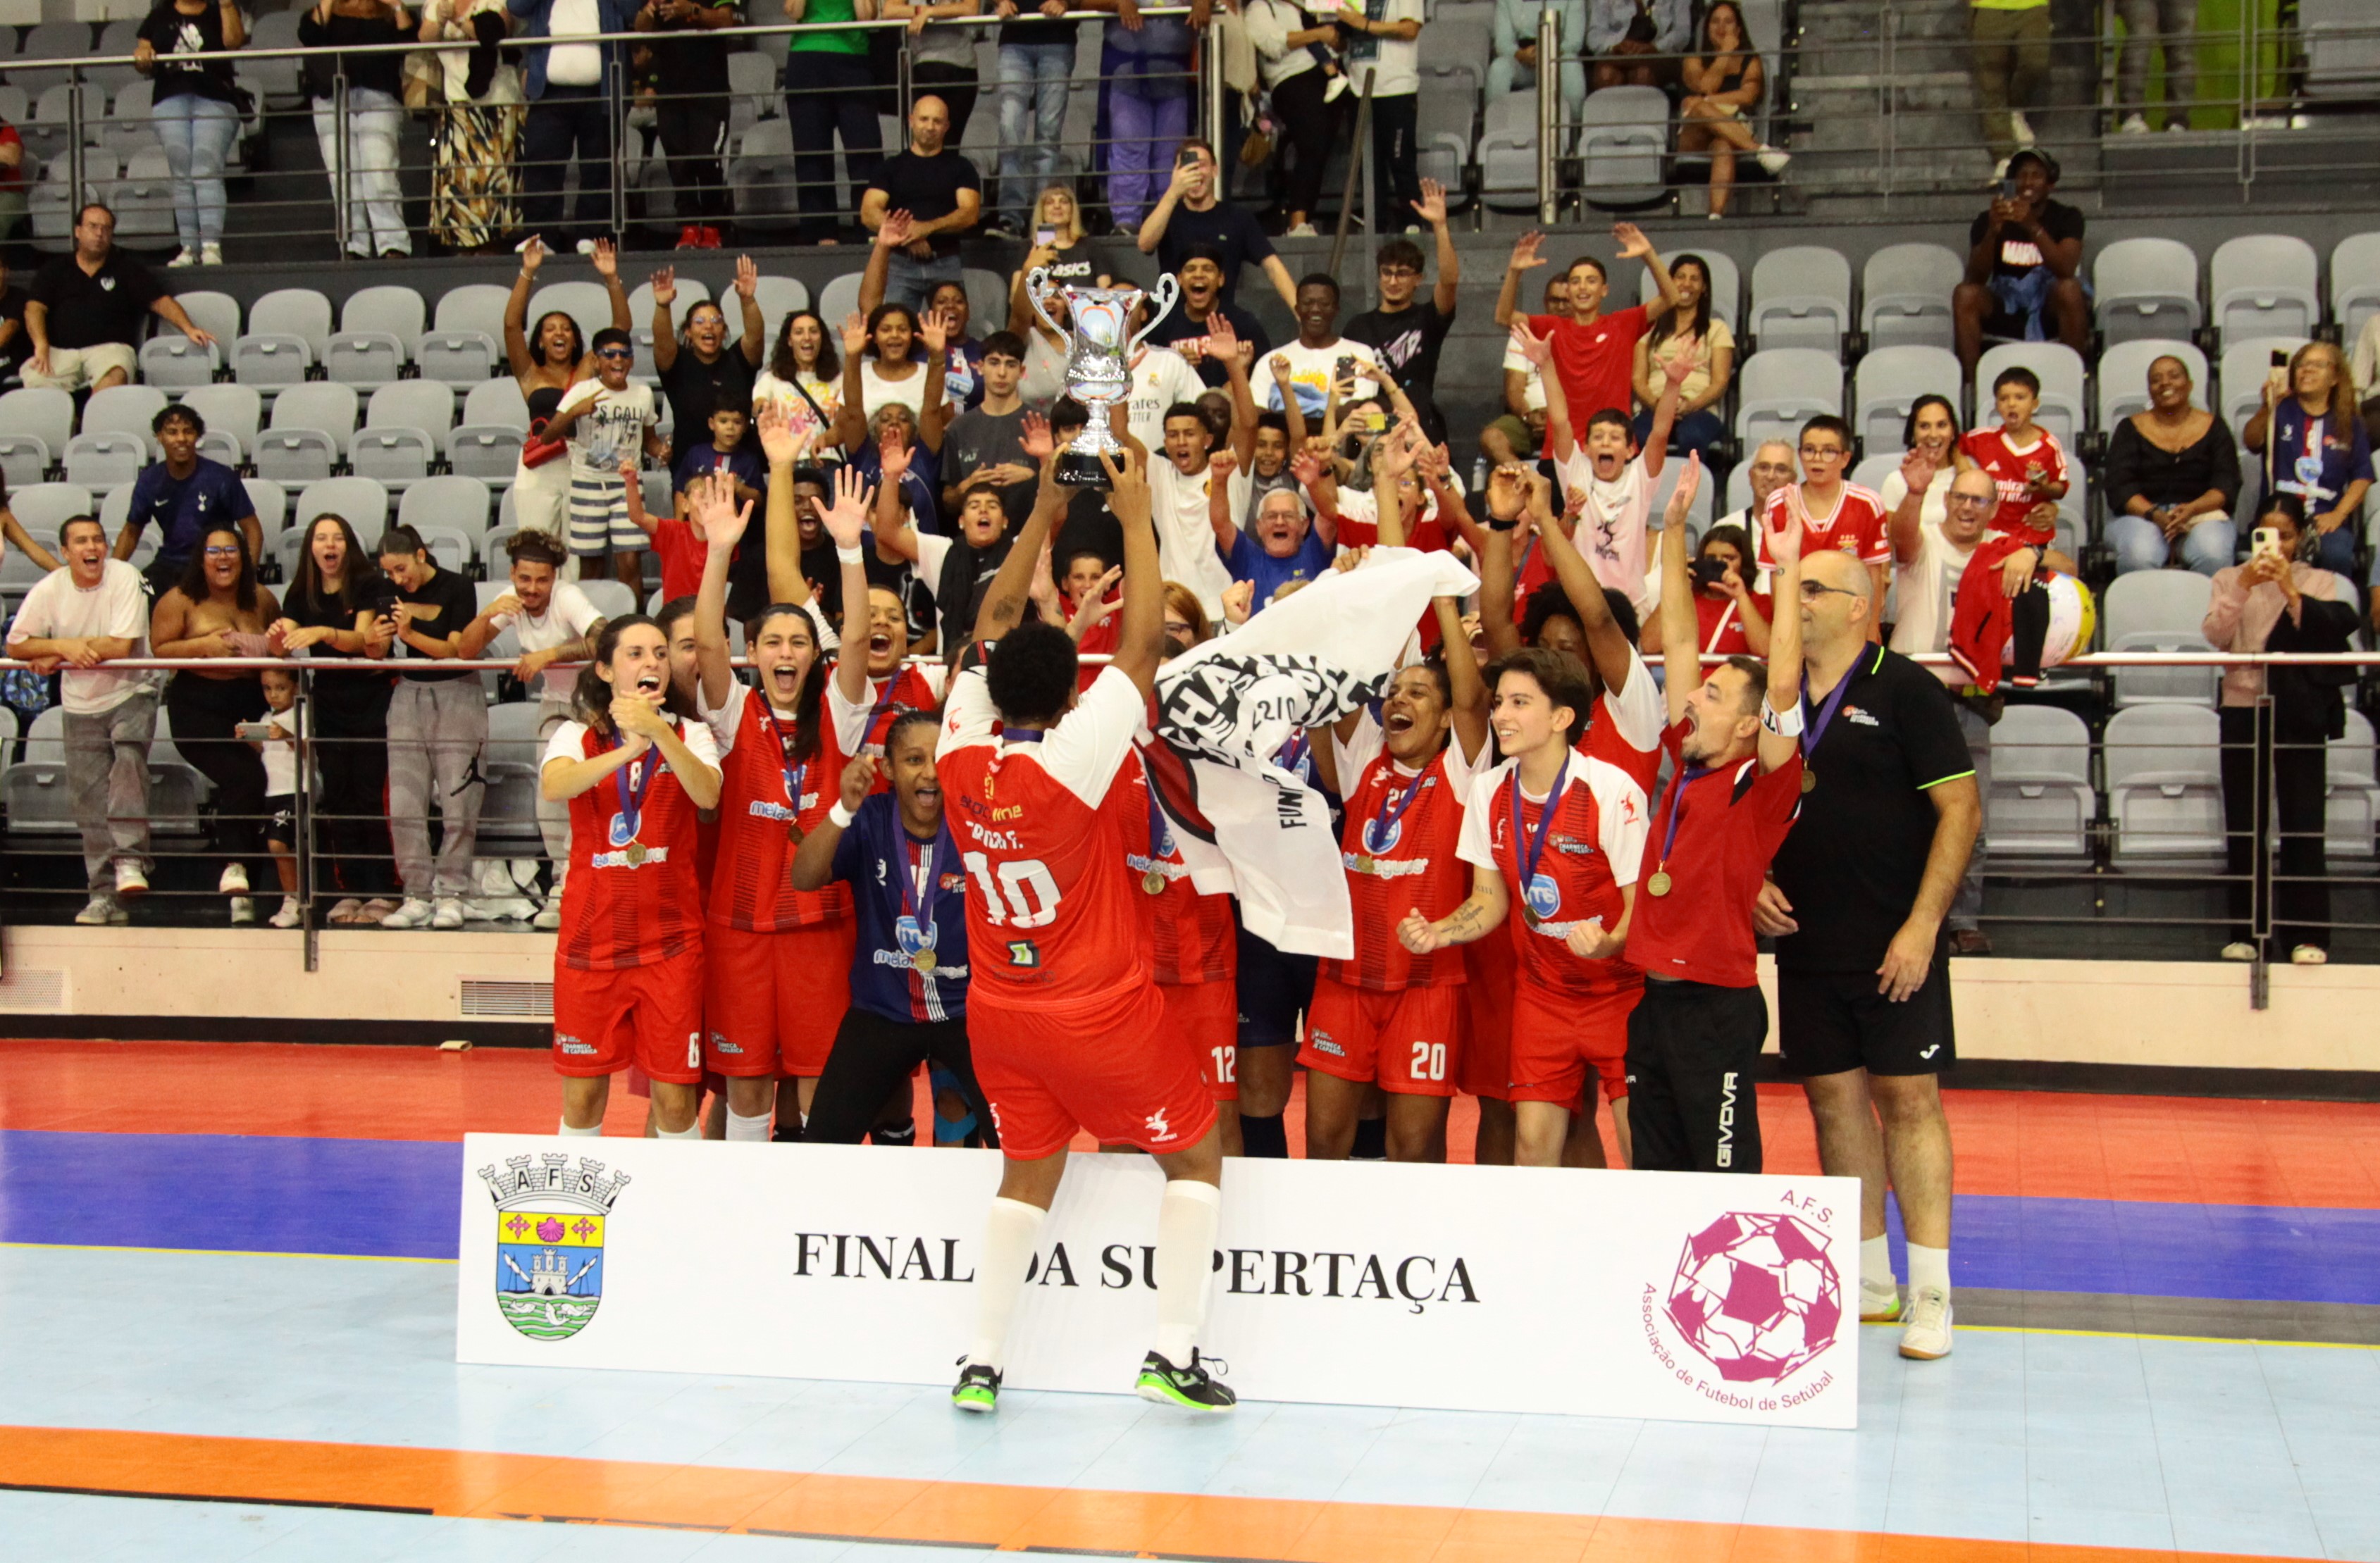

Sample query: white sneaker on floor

[229,895,256,925]
[2119,112,2151,135]
[75,896,125,926]
[432,897,468,929]
[1755,144,1790,175]
[1285,221,1318,237]
[380,897,437,928]
[167,247,199,268]
[1899,1285,1953,1359]
[1859,1276,1902,1323]
[2291,944,2328,966]
[220,863,250,895]
[2009,109,2035,146]
[201,242,223,265]
[269,899,304,928]
[533,897,563,930]
[115,861,149,898]
[2221,940,2257,961]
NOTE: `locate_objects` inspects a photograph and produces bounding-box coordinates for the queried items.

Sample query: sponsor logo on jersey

[1005,939,1040,968]
[748,799,798,822]
[1846,706,1880,727]
[1308,1028,1345,1057]
[481,1153,628,1343]
[709,1030,742,1055]
[1342,852,1430,878]
[590,846,671,868]
[554,1032,595,1056]
[873,948,969,978]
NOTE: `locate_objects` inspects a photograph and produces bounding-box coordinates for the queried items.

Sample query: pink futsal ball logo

[1663,1212,1843,1384]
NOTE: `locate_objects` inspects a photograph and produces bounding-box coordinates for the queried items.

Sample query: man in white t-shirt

[1248,274,1384,421]
[1889,461,1995,955]
[1501,273,1570,450]
[1343,0,1425,232]
[460,529,607,927]
[1146,401,1246,618]
[6,516,156,924]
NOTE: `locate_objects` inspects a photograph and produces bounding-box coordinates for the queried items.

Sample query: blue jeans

[2310,519,2357,575]
[1632,406,1728,463]
[884,248,963,316]
[2109,512,2236,575]
[998,39,1074,225]
[152,92,240,249]
[1105,84,1189,228]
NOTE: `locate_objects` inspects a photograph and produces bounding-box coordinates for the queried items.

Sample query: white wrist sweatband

[1759,699,1804,739]
[826,801,857,828]
[835,544,864,566]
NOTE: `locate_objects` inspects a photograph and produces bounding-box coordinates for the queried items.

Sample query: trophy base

[1055,447,1113,491]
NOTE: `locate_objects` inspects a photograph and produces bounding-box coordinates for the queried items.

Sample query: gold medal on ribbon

[1142,868,1167,895]
[1800,767,1816,795]
[1522,908,1542,928]
[912,947,938,974]
[786,820,805,847]
[625,842,649,866]
[1353,854,1375,876]
[1647,871,1673,897]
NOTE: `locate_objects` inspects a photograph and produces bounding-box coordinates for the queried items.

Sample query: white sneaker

[229,895,256,926]
[167,247,199,268]
[1899,1285,1953,1359]
[1755,144,1790,175]
[2009,109,2035,146]
[2291,944,2328,966]
[220,863,250,895]
[2221,941,2257,961]
[75,896,125,926]
[380,897,437,928]
[533,897,563,930]
[269,899,304,928]
[115,861,149,898]
[2119,112,2150,135]
[432,897,468,929]
[201,242,223,266]
[1859,1275,1902,1323]
[1322,74,1349,103]
[1286,221,1318,238]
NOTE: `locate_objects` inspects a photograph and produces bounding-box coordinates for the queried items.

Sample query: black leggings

[655,94,731,224]
[167,673,271,890]
[807,1007,998,1148]
[1270,66,1341,220]
[313,679,397,899]
[2219,704,2331,952]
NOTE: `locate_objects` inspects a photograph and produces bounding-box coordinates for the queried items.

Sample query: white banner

[457,1136,1859,1429]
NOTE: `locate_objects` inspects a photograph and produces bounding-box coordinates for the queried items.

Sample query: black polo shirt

[30,248,163,350]
[1768,644,1974,973]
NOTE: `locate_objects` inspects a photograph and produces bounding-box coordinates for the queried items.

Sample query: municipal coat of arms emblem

[479,1152,630,1341]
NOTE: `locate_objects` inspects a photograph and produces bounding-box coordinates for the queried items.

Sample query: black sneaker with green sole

[1134,1350,1236,1412]
[951,1359,1001,1413]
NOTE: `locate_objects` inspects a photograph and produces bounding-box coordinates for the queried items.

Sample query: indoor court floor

[1,1038,2376,1563]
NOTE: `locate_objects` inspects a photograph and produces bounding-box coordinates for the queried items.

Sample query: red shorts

[1300,975,1462,1097]
[971,980,1217,1160]
[1508,978,1640,1106]
[704,919,854,1077]
[553,948,706,1085]
[1161,980,1239,1103]
[1457,927,1518,1101]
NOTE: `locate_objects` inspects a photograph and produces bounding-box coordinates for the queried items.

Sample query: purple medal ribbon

[896,817,955,959]
[1366,760,1430,854]
[757,702,807,818]
[1801,668,1856,763]
[1508,750,1568,899]
[611,732,658,842]
[1656,764,1714,873]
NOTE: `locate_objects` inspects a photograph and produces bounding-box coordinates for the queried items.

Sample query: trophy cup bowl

[1025,268,1179,490]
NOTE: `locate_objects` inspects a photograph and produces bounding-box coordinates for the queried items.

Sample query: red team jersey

[1759,482,1891,567]
[543,717,721,970]
[1320,714,1487,992]
[1457,745,1650,1000]
[1122,747,1237,987]
[1959,425,2068,547]
[826,661,949,784]
[1585,652,1666,797]
[1626,720,1804,988]
[702,684,851,930]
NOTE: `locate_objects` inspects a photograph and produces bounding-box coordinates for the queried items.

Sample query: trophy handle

[1023,266,1064,340]
[1126,274,1180,356]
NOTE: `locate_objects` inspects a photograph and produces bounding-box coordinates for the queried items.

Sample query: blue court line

[4,1128,2379,1305]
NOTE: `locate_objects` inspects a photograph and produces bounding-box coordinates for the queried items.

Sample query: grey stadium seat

[2209,235,2319,347]
[2331,232,2380,349]
[1971,341,2085,450]
[1852,345,1960,459]
[1747,246,1852,354]
[2300,0,2380,99]
[0,387,73,487]
[9,484,96,546]
[527,282,619,351]
[724,275,812,348]
[816,270,864,328]
[254,382,359,485]
[450,379,532,486]
[2094,237,2202,347]
[401,475,494,543]
[1479,95,1538,211]
[2105,704,2226,862]
[328,285,428,390]
[1861,243,1963,354]
[1733,348,1842,453]
[2101,568,2217,709]
[1638,249,1740,331]
[581,579,640,623]
[2096,339,2208,430]
[143,291,237,390]
[245,479,289,562]
[1415,63,1477,198]
[2218,337,2309,440]
[727,118,801,235]
[350,382,456,487]
[1987,704,2095,859]
[409,523,476,575]
[180,385,264,464]
[295,478,390,547]
[2329,708,2380,859]
[422,283,512,386]
[1577,86,1668,209]
[234,288,335,393]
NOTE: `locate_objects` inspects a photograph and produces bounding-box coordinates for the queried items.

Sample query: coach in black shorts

[1756,548,1978,1364]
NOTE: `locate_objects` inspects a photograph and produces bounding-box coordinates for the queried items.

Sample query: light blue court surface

[1,1244,2376,1562]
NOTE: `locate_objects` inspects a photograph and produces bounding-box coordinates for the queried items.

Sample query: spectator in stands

[888,0,985,142]
[1713,439,1795,542]
[2105,352,2240,575]
[1494,225,1676,434]
[1145,244,1272,390]
[1009,268,1077,407]
[271,513,400,925]
[988,0,1092,239]
[861,97,984,311]
[1876,394,1970,533]
[1341,0,1421,230]
[1489,0,1584,124]
[1136,137,1298,306]
[867,268,984,409]
[650,256,767,462]
[1015,182,1094,287]
[632,0,741,250]
[6,516,157,926]
[1248,275,1380,420]
[1587,0,1689,89]
[2245,340,2372,576]
[1241,0,1346,241]
[421,0,526,255]
[505,237,631,543]
[1952,148,2085,375]
[752,307,842,452]
[1678,1,1788,219]
[0,101,22,243]
[23,204,216,395]
[1630,251,1730,461]
[512,0,638,244]
[838,304,952,446]
[1105,0,1205,236]
[784,0,882,243]
[1344,181,1458,440]
[299,0,415,260]
[1967,0,2048,175]
[151,525,280,926]
[2351,311,2380,451]
[116,404,264,594]
[549,327,667,585]
[943,330,1040,526]
[136,0,247,269]
[2204,494,2357,966]
[1639,521,1771,659]
[370,525,488,930]
[2116,0,2195,133]
[1500,270,1570,453]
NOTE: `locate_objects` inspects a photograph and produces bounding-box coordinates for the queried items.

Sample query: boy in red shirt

[1492,224,1679,430]
[1949,366,2076,692]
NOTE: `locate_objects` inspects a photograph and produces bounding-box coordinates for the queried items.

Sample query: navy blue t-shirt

[671,441,766,498]
[831,792,971,1023]
[1224,527,1334,610]
[126,457,254,569]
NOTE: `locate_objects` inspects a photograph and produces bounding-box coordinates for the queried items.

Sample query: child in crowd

[1949,366,2074,692]
[547,326,665,590]
[255,666,304,929]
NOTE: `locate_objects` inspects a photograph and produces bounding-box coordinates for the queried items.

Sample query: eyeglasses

[202,545,242,559]
[1798,444,1845,459]
[1378,267,1420,280]
[597,347,634,361]
[1947,491,1993,506]
[1797,580,1860,602]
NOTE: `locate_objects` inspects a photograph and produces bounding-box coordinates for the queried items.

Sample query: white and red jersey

[1329,486,1454,554]
[1959,425,2067,547]
[1458,744,1649,1000]
[824,660,950,786]
[1121,746,1237,987]
[936,664,1155,1011]
[1759,481,1891,567]
[543,716,721,971]
[1321,713,1488,992]
[702,683,851,932]
[1586,648,1666,797]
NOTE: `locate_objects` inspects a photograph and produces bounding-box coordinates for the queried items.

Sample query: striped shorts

[568,475,640,557]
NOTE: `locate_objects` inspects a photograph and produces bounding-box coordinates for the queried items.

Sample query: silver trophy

[1024,268,1178,490]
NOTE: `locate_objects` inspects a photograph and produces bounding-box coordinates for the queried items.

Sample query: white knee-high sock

[969,1197,1046,1372]
[655,1121,702,1140]
[1154,1178,1222,1366]
[557,1118,602,1137]
[725,1108,774,1142]
[1862,1234,1895,1288]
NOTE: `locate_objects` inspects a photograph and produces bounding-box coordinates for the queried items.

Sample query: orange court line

[0,1423,2311,1563]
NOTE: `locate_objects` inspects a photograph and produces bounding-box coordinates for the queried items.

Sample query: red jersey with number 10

[543,717,719,972]
[703,683,851,932]
[1320,714,1486,992]
[1457,746,1649,1000]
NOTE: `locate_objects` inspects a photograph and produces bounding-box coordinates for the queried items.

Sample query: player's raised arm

[1435,594,1490,766]
[688,471,753,713]
[755,405,815,609]
[1659,453,1704,726]
[1758,484,1806,776]
[1101,446,1165,700]
[1533,471,1637,700]
[817,465,877,704]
